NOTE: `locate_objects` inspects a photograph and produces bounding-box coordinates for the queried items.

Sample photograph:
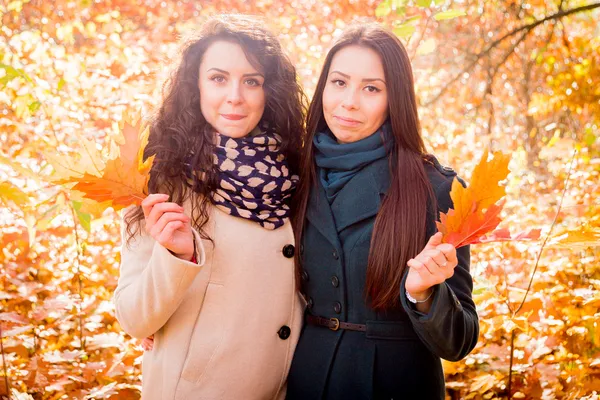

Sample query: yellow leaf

[0,180,29,208]
[45,134,105,181]
[549,225,600,249]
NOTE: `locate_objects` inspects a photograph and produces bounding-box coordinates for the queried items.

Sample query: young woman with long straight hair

[286,23,479,399]
[114,14,306,400]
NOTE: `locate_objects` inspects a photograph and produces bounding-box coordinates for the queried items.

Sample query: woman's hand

[141,335,154,351]
[142,193,194,261]
[405,232,458,301]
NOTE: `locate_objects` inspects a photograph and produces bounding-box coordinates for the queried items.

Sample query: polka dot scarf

[203,129,298,230]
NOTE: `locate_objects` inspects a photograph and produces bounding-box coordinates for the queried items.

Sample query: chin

[217,126,251,139]
[330,129,358,144]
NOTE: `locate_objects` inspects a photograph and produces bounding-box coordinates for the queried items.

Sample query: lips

[221,114,246,121]
[333,115,362,126]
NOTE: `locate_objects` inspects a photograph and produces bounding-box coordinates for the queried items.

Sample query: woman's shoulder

[422,154,464,186]
[422,154,466,210]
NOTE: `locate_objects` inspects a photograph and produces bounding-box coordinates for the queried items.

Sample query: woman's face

[198,40,266,138]
[322,45,389,144]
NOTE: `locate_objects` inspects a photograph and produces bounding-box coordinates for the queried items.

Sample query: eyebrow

[206,67,264,78]
[329,70,386,84]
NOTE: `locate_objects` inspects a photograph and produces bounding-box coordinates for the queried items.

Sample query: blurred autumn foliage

[1,0,600,399]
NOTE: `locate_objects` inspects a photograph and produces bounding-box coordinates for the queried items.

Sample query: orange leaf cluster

[437,149,540,247]
[61,111,154,211]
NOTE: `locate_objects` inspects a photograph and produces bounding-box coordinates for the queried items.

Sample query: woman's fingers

[149,212,189,239]
[415,251,453,281]
[424,232,443,251]
[157,221,186,245]
[141,336,154,351]
[422,248,448,268]
[407,258,433,282]
[437,243,458,266]
[146,203,185,230]
[141,194,170,218]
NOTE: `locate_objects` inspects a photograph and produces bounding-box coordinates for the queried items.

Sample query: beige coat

[114,203,304,400]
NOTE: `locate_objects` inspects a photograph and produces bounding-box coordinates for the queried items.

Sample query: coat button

[278,326,291,340]
[331,276,339,288]
[301,270,309,282]
[307,297,314,309]
[300,244,304,254]
[282,244,295,258]
[333,302,342,314]
[332,250,339,260]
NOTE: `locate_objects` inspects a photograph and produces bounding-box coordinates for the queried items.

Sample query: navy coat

[286,155,479,400]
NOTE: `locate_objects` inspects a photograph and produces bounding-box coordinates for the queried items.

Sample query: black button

[332,250,339,260]
[300,244,304,254]
[331,276,339,287]
[278,325,291,340]
[333,302,342,314]
[301,270,309,282]
[282,244,295,258]
[307,297,314,309]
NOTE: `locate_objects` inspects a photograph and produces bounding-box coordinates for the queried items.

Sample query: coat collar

[306,157,390,247]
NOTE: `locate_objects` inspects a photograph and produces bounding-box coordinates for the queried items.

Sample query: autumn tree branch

[507,149,577,399]
[424,2,600,106]
[68,202,86,353]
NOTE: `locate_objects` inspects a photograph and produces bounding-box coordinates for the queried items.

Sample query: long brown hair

[293,23,434,309]
[125,14,306,243]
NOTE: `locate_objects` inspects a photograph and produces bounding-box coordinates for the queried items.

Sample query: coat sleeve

[113,208,208,339]
[399,177,479,362]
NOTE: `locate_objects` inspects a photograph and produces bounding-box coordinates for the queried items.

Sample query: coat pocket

[179,282,225,384]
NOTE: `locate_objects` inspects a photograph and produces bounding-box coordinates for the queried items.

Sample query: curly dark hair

[124,14,306,243]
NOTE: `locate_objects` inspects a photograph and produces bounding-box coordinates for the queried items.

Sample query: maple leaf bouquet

[437,149,540,247]
[50,110,155,212]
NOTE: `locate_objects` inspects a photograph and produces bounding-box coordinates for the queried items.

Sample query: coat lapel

[306,180,343,251]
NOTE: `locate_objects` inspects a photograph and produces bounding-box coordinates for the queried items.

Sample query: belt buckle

[329,318,340,331]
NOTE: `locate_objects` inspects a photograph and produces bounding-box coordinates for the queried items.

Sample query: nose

[341,89,359,111]
[226,83,243,106]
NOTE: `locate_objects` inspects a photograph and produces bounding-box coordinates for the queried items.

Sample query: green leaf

[417,0,431,7]
[28,100,41,114]
[404,15,422,23]
[584,131,596,147]
[395,6,407,16]
[0,63,21,87]
[57,77,66,91]
[433,9,467,20]
[433,0,445,5]
[376,0,392,17]
[393,23,416,38]
[72,201,92,233]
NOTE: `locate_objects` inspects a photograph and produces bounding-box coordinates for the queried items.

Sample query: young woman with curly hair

[114,14,306,400]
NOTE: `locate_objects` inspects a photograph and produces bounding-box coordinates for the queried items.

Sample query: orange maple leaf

[437,149,539,248]
[67,110,155,211]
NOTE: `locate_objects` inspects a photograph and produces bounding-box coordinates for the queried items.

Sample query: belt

[305,314,418,340]
[306,314,365,331]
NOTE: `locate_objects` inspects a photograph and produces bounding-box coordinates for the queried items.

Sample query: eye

[365,85,381,93]
[245,78,262,87]
[210,75,226,83]
[331,79,346,87]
